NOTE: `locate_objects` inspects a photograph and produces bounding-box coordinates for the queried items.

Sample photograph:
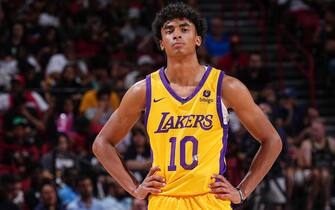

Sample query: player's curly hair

[152,2,207,44]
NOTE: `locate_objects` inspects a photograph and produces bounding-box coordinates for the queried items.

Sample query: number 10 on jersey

[168,136,198,171]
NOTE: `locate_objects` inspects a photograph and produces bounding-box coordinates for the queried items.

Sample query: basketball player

[92,3,282,209]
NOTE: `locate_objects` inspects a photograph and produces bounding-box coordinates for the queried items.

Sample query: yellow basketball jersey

[145,66,229,196]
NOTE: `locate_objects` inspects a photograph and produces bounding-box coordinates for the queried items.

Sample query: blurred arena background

[0,0,334,210]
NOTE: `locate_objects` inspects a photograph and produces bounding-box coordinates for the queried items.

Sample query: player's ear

[195,35,202,47]
[159,40,164,51]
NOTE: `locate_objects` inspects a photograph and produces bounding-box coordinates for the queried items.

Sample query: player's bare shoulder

[121,79,147,111]
[222,75,248,92]
[129,79,146,96]
[221,75,250,109]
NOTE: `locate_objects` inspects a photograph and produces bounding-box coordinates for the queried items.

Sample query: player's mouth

[172,42,184,48]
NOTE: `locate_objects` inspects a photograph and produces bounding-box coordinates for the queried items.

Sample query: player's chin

[172,48,184,53]
[171,49,189,56]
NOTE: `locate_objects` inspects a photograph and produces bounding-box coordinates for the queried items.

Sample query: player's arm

[210,76,282,203]
[92,80,165,199]
[223,75,282,198]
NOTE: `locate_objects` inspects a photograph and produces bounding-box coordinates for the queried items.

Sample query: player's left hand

[209,174,241,204]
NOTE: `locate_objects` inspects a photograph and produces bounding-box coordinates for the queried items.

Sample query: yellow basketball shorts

[148,193,232,210]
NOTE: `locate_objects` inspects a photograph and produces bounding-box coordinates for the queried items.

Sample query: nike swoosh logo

[153,98,165,103]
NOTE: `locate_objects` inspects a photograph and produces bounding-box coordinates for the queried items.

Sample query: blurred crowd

[0,1,334,210]
[269,0,335,94]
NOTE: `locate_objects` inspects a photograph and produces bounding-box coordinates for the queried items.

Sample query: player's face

[160,18,201,57]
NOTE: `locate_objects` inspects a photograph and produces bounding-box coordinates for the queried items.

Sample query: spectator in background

[35,182,65,210]
[89,56,111,88]
[36,27,61,74]
[57,168,79,207]
[316,5,335,91]
[38,2,60,28]
[217,35,249,76]
[315,4,335,49]
[0,50,18,91]
[79,84,120,116]
[322,5,335,39]
[278,88,304,137]
[41,132,79,183]
[114,128,133,157]
[0,175,26,209]
[19,53,43,90]
[225,130,243,188]
[54,64,82,99]
[85,88,114,134]
[101,0,127,29]
[24,168,54,210]
[1,116,40,170]
[136,34,164,67]
[259,86,279,114]
[295,107,321,145]
[303,107,320,129]
[8,175,25,209]
[204,17,230,64]
[37,26,60,55]
[124,54,155,89]
[3,22,27,58]
[286,0,321,48]
[120,7,148,47]
[0,176,20,210]
[124,128,152,182]
[279,104,317,209]
[56,98,75,135]
[237,52,270,92]
[67,176,104,210]
[1,74,49,132]
[300,119,335,210]
[76,17,106,59]
[45,40,88,81]
[101,180,132,210]
[109,62,132,96]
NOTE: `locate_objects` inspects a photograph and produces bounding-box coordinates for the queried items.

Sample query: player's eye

[166,29,173,34]
[181,28,188,33]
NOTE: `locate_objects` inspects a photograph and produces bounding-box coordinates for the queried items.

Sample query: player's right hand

[133,166,166,200]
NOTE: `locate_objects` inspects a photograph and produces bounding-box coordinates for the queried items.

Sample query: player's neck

[165,54,204,85]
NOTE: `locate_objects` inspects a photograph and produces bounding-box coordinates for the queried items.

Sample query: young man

[92,3,282,209]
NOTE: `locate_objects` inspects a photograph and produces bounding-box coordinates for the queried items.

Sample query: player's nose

[172,30,182,40]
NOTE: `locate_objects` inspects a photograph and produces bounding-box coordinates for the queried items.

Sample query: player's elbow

[276,137,283,153]
[261,133,282,158]
[92,136,108,157]
[92,138,101,157]
[270,134,282,156]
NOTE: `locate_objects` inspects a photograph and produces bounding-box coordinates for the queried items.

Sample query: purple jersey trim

[216,71,225,127]
[145,75,151,128]
[159,66,212,104]
[145,75,154,162]
[219,125,229,175]
[216,70,229,175]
